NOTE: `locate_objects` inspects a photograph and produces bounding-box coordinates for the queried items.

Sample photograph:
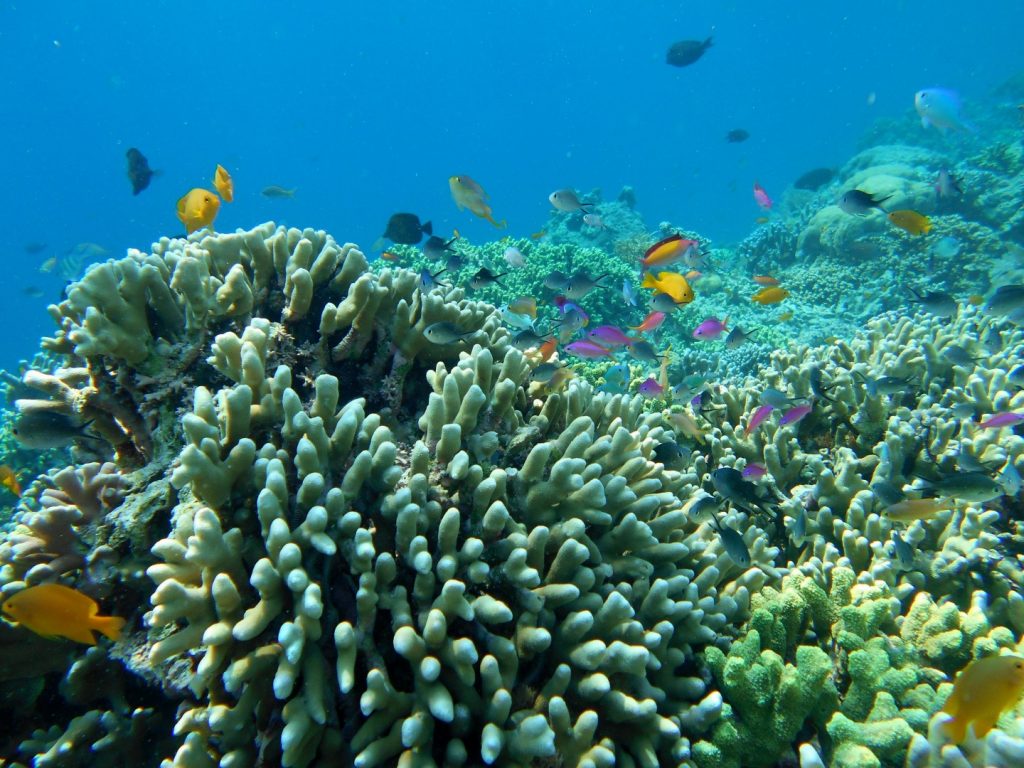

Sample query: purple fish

[744,404,773,436]
[588,325,636,347]
[742,463,767,479]
[638,378,665,397]
[565,340,612,359]
[780,404,812,425]
[978,412,1024,429]
[693,316,729,341]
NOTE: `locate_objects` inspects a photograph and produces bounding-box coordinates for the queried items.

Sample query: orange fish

[753,275,779,286]
[887,209,931,236]
[642,234,699,271]
[380,251,399,261]
[508,296,537,318]
[967,294,984,306]
[629,311,667,332]
[213,164,234,203]
[538,338,558,362]
[752,286,790,305]
[449,175,507,228]
[942,655,1024,743]
[754,216,770,225]
[2,584,125,646]
[176,188,221,234]
[0,466,21,497]
[685,270,703,281]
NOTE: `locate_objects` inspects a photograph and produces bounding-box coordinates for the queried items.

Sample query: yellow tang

[2,584,125,646]
[641,271,693,304]
[942,655,1024,742]
[176,188,221,234]
[887,209,931,235]
[752,286,790,305]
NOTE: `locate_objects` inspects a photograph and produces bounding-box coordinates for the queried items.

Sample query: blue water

[1,2,1021,371]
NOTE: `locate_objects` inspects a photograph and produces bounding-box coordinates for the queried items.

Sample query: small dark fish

[759,388,803,409]
[907,287,957,318]
[794,167,836,191]
[378,213,432,247]
[529,363,562,385]
[838,189,891,215]
[808,365,835,402]
[627,340,665,364]
[549,189,593,213]
[709,513,751,567]
[510,329,552,351]
[653,441,689,465]
[543,271,570,291]
[418,268,449,292]
[469,267,507,290]
[23,242,48,255]
[725,326,758,350]
[262,185,296,198]
[22,286,45,298]
[423,234,458,260]
[563,273,608,301]
[941,344,983,367]
[13,411,95,449]
[871,480,906,506]
[666,36,713,68]
[125,147,154,195]
[985,285,1024,318]
[935,168,962,199]
[687,494,722,520]
[423,322,475,345]
[856,373,915,398]
[711,467,765,512]
[982,326,1003,354]
[725,129,750,143]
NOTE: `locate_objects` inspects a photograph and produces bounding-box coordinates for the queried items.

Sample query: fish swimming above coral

[213,164,234,203]
[942,655,1024,742]
[125,147,155,195]
[838,189,891,215]
[373,213,432,250]
[176,188,221,234]
[915,87,974,133]
[449,174,506,228]
[549,188,592,213]
[666,36,713,67]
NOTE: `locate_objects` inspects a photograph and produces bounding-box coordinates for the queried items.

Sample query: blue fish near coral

[915,88,974,133]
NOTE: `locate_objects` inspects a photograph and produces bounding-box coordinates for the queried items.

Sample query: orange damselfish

[2,584,125,645]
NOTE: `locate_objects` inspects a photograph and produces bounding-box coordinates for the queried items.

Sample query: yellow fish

[449,175,507,229]
[942,655,1024,742]
[777,311,794,322]
[213,164,234,203]
[176,188,221,234]
[884,497,955,522]
[508,296,537,318]
[641,271,694,304]
[2,584,125,646]
[0,465,21,497]
[39,256,57,273]
[667,411,705,444]
[752,286,790,305]
[887,209,931,235]
[967,294,985,306]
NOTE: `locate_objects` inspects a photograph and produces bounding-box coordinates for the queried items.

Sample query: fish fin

[93,615,126,642]
[372,237,386,251]
[422,221,433,236]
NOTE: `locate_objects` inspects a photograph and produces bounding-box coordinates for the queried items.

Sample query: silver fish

[423,322,475,345]
[999,461,1022,496]
[760,388,803,409]
[549,189,592,213]
[622,279,639,307]
[941,344,983,367]
[908,288,957,318]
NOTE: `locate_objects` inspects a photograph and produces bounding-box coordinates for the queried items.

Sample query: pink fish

[638,377,665,398]
[753,181,773,211]
[630,311,667,333]
[693,316,729,341]
[588,325,636,347]
[744,404,774,436]
[742,463,767,479]
[780,404,812,425]
[977,412,1024,429]
[565,340,612,359]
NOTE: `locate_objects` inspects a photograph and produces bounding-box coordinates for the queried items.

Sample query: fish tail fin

[372,237,386,251]
[94,615,126,642]
[490,216,508,229]
[422,221,433,236]
[641,273,657,290]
